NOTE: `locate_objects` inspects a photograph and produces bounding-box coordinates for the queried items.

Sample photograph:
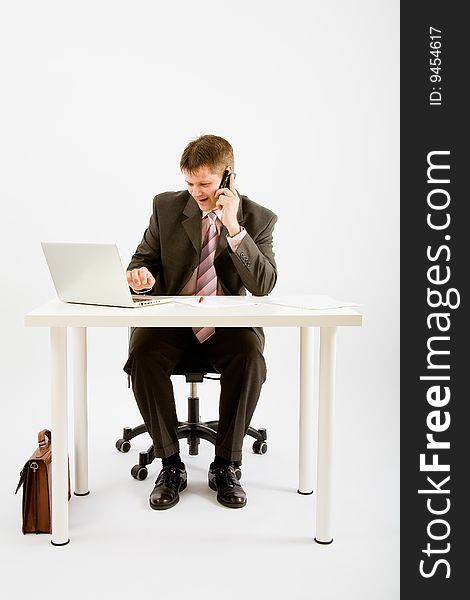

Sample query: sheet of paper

[174,296,259,308]
[260,295,361,310]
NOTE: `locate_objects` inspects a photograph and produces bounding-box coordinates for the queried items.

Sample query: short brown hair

[180,134,234,175]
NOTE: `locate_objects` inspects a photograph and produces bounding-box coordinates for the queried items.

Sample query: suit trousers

[123,327,267,463]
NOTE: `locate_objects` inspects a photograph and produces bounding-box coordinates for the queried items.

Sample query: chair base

[117,418,267,481]
[117,374,268,481]
[118,420,267,470]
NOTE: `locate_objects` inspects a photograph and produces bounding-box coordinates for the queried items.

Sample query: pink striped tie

[193,211,218,343]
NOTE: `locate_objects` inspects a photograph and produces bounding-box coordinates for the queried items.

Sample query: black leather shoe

[208,463,247,508]
[149,464,187,510]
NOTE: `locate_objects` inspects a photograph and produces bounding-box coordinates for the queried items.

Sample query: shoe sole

[208,479,247,508]
[149,479,187,510]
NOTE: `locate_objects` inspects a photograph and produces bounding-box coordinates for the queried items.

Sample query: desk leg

[298,327,315,494]
[315,326,337,544]
[73,327,89,496]
[50,327,70,546]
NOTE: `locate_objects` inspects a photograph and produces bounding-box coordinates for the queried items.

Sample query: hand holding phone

[215,169,241,236]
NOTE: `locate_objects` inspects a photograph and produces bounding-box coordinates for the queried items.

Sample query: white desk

[24,297,362,546]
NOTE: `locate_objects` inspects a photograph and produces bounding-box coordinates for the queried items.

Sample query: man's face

[183,166,226,212]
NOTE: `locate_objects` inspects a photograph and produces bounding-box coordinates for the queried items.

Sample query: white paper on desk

[260,295,361,310]
[174,296,259,308]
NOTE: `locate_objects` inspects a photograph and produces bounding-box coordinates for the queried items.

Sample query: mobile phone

[218,169,231,189]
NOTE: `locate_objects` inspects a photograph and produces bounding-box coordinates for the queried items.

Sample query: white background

[0,1,399,598]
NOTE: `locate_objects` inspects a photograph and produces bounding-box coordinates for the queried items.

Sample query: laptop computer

[41,242,173,308]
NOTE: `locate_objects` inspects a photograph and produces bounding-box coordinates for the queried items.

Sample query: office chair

[116,351,268,481]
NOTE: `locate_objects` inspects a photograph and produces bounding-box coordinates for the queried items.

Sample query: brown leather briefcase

[15,429,70,534]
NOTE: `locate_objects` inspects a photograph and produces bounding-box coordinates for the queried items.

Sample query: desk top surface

[25,297,363,328]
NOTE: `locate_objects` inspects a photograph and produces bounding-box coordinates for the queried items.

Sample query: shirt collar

[202,208,223,220]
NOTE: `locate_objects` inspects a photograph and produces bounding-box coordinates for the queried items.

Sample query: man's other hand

[126,267,155,292]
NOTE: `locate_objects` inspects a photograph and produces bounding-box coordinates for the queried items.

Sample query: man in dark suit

[124,134,277,510]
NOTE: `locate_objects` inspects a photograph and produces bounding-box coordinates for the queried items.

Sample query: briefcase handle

[38,429,52,449]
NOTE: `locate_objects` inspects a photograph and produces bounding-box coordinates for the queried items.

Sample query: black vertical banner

[401,2,467,597]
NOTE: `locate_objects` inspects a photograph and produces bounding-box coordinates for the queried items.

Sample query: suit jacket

[128,190,278,346]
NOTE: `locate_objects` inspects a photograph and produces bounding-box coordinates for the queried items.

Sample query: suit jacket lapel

[182,196,201,254]
[215,222,228,260]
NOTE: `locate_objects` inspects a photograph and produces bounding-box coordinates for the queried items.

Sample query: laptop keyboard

[132,295,155,303]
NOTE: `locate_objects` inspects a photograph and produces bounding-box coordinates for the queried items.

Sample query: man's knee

[230,337,267,380]
[124,330,174,376]
[242,344,266,366]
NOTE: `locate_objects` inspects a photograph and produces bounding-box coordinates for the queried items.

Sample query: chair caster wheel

[252,440,267,454]
[131,465,148,480]
[234,467,242,480]
[116,438,131,453]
